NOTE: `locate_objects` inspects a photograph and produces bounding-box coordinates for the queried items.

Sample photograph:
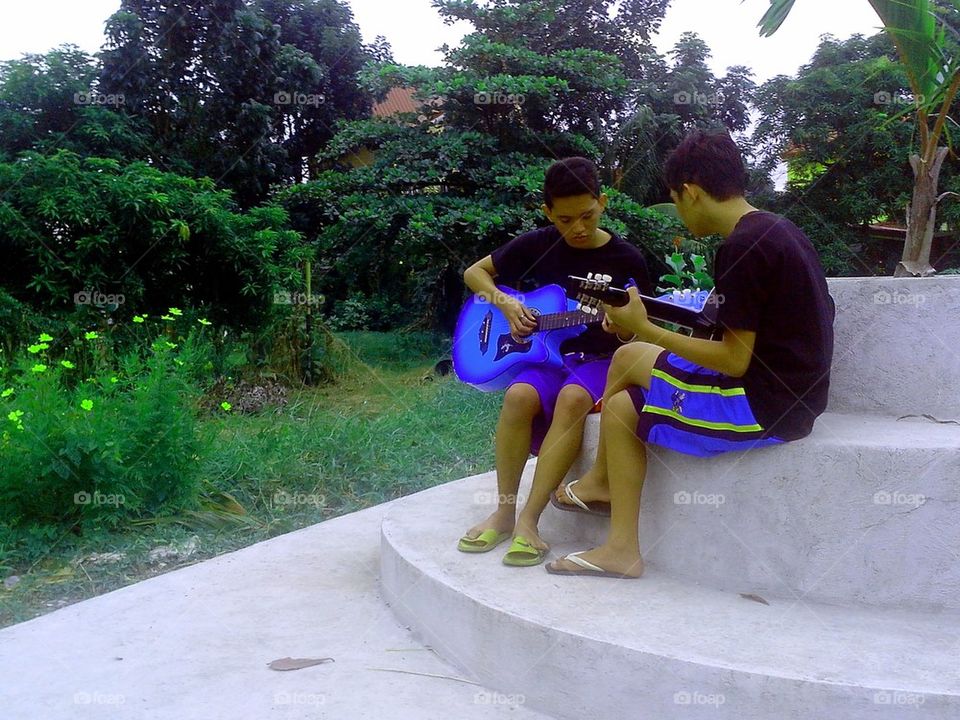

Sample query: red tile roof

[372,87,421,117]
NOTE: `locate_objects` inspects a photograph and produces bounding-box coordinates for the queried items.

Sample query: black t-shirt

[715,211,835,440]
[490,225,652,355]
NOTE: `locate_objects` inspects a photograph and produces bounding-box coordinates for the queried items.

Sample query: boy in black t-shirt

[547,130,835,579]
[457,157,651,565]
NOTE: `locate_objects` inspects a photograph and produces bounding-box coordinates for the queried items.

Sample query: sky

[0,0,883,84]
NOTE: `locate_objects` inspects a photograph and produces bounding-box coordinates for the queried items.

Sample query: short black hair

[663,130,746,201]
[543,157,601,208]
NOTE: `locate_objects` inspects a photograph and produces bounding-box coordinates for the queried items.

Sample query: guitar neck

[536,309,602,331]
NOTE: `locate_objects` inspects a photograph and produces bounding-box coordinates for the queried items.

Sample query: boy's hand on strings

[499,297,538,337]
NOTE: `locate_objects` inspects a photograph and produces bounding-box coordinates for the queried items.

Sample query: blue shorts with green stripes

[626,352,785,458]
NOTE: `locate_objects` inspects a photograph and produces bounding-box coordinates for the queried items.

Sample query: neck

[711,198,760,237]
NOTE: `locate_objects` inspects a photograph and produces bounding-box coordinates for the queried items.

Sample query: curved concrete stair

[380,470,960,720]
[560,411,960,612]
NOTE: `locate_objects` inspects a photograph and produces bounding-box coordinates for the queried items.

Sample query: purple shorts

[625,351,785,457]
[509,355,611,456]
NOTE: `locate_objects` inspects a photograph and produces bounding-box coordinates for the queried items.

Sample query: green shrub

[0,322,212,531]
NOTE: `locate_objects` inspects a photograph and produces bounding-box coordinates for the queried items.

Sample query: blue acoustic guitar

[452,284,599,391]
[453,275,721,392]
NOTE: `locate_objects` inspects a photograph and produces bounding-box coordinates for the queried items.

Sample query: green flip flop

[457,528,511,553]
[502,535,547,567]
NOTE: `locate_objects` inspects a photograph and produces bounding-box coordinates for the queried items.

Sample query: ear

[683,183,703,203]
[596,193,608,212]
[541,203,553,222]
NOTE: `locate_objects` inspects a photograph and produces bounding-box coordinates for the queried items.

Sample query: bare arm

[463,255,538,336]
[603,287,755,378]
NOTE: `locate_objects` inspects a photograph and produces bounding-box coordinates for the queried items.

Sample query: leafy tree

[98,0,374,205]
[757,0,960,276]
[270,0,697,329]
[0,151,308,328]
[607,33,756,205]
[0,45,152,162]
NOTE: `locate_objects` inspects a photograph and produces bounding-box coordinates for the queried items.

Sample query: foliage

[96,0,374,205]
[658,252,715,293]
[0,45,153,163]
[0,151,310,329]
[0,321,212,530]
[755,0,960,273]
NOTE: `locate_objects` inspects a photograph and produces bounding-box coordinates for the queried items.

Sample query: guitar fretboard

[536,310,601,331]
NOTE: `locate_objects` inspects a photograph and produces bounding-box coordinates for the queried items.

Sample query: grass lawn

[0,331,501,628]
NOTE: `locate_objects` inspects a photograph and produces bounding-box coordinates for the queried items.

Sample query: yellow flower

[80,399,94,412]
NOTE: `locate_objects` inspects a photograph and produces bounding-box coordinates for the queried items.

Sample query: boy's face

[542,193,608,248]
[670,184,708,237]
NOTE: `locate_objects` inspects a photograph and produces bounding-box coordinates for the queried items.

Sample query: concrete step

[380,470,960,720]
[1,501,553,720]
[559,411,960,611]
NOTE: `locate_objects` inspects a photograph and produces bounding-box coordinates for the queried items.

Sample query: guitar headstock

[567,273,630,309]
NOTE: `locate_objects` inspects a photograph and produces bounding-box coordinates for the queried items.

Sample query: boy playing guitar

[456,157,651,565]
[547,130,835,578]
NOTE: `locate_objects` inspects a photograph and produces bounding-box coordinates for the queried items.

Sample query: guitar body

[453,285,585,391]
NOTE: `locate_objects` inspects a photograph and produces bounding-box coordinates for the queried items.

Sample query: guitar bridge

[479,310,492,354]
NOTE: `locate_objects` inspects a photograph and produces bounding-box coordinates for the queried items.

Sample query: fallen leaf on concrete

[897,414,960,425]
[739,593,770,606]
[268,657,334,671]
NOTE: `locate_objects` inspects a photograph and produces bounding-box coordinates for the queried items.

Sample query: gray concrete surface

[0,501,552,720]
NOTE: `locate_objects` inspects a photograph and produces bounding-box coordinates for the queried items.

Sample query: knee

[603,389,639,428]
[552,385,595,424]
[502,383,541,420]
[613,341,660,368]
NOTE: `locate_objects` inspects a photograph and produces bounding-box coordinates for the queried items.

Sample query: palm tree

[756,0,960,276]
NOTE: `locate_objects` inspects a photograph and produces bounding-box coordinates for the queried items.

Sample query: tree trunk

[895,146,949,277]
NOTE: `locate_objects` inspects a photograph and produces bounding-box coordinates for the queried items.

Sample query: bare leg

[546,389,647,577]
[514,385,596,550]
[463,383,540,539]
[554,342,662,507]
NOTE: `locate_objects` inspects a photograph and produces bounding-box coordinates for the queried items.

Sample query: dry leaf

[268,657,334,671]
[739,592,770,606]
